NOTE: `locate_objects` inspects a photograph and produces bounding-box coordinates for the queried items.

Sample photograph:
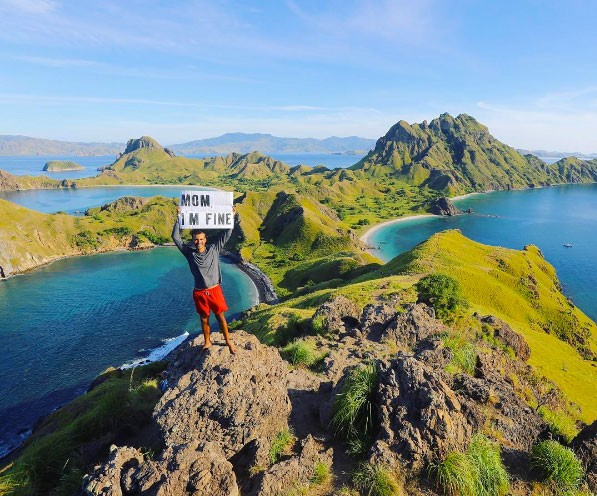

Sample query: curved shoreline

[360,214,438,248]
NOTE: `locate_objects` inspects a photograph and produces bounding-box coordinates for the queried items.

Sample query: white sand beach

[360,214,438,247]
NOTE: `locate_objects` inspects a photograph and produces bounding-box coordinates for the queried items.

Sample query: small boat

[563,243,572,248]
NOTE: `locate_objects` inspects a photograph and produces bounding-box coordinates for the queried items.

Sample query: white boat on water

[563,243,572,248]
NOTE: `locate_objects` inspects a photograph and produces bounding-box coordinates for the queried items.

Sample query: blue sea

[0,248,258,458]
[366,184,597,322]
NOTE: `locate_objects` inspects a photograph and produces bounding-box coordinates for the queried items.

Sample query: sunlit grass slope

[363,229,596,420]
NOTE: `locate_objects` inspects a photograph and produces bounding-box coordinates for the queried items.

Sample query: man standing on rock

[172,206,237,354]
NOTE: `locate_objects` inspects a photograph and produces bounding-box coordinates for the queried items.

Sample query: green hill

[239,229,597,421]
[0,197,177,277]
[352,113,597,195]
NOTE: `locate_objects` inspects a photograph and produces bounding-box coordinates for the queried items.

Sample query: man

[172,206,237,354]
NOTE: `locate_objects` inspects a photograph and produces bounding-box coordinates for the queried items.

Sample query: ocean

[0,248,258,458]
[365,184,597,322]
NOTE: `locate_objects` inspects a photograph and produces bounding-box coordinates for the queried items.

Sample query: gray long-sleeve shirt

[171,218,233,289]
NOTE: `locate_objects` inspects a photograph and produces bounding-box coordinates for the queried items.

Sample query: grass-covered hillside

[239,230,597,422]
[0,197,177,277]
[352,113,597,195]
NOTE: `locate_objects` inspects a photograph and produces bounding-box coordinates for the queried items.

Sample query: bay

[0,247,258,458]
[366,184,597,322]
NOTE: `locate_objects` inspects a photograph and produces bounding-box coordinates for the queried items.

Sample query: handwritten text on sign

[179,190,234,229]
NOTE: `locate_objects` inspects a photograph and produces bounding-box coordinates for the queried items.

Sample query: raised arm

[171,215,190,255]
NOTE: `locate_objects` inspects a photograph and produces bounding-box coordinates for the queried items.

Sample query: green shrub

[138,229,170,244]
[416,273,467,318]
[310,460,331,486]
[429,435,509,496]
[530,440,584,491]
[269,429,295,464]
[352,462,401,496]
[331,361,378,456]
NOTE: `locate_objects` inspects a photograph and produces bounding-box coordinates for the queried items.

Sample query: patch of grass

[311,314,328,335]
[281,339,318,367]
[352,462,401,496]
[443,335,477,375]
[269,429,295,465]
[331,361,378,456]
[467,434,509,496]
[530,440,584,492]
[537,407,579,443]
[310,460,331,486]
[429,452,477,496]
[429,435,509,496]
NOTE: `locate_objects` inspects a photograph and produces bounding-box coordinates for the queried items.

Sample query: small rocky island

[43,160,85,171]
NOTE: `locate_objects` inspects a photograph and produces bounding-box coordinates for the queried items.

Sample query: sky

[0,0,596,152]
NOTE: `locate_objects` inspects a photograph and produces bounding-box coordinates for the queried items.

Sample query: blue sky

[0,0,596,152]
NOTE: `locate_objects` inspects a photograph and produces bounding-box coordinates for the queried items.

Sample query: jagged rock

[371,356,475,470]
[250,435,333,496]
[381,303,446,348]
[312,295,360,334]
[93,196,149,214]
[571,420,597,492]
[472,352,547,450]
[155,331,291,457]
[123,136,163,154]
[130,441,237,496]
[480,315,531,360]
[84,441,238,496]
[164,147,176,158]
[82,444,144,496]
[429,196,460,216]
[360,302,397,337]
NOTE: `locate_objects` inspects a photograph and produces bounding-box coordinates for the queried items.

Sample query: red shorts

[192,284,228,318]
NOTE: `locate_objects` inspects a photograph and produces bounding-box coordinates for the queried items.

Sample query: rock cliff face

[429,196,460,216]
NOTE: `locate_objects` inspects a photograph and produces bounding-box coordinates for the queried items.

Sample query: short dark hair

[191,229,206,238]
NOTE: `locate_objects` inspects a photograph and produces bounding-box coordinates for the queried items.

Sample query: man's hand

[232,205,237,215]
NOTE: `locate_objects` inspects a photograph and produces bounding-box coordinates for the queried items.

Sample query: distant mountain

[517,148,597,160]
[0,135,123,156]
[169,133,376,154]
[352,113,597,194]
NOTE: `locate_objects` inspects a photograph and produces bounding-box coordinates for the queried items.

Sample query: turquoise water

[0,186,200,214]
[0,155,115,179]
[0,247,258,458]
[367,184,597,322]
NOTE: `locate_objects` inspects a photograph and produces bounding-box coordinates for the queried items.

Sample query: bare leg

[215,312,236,354]
[200,315,211,350]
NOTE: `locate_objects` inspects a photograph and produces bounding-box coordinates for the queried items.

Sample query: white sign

[179,190,234,229]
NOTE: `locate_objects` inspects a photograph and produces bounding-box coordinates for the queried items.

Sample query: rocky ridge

[81,295,585,495]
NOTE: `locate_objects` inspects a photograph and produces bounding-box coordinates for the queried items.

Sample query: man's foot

[202,341,212,352]
[226,341,237,355]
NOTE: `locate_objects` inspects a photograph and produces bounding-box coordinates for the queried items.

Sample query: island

[42,160,85,171]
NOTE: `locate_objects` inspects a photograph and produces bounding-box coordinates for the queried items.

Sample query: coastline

[360,214,438,248]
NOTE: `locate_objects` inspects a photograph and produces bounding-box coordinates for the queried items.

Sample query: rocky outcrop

[429,196,460,216]
[92,197,149,214]
[312,295,360,335]
[480,315,531,360]
[155,332,291,455]
[372,355,476,470]
[83,441,238,496]
[381,303,447,348]
[250,436,332,496]
[572,420,597,492]
[123,136,164,154]
[84,331,291,496]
